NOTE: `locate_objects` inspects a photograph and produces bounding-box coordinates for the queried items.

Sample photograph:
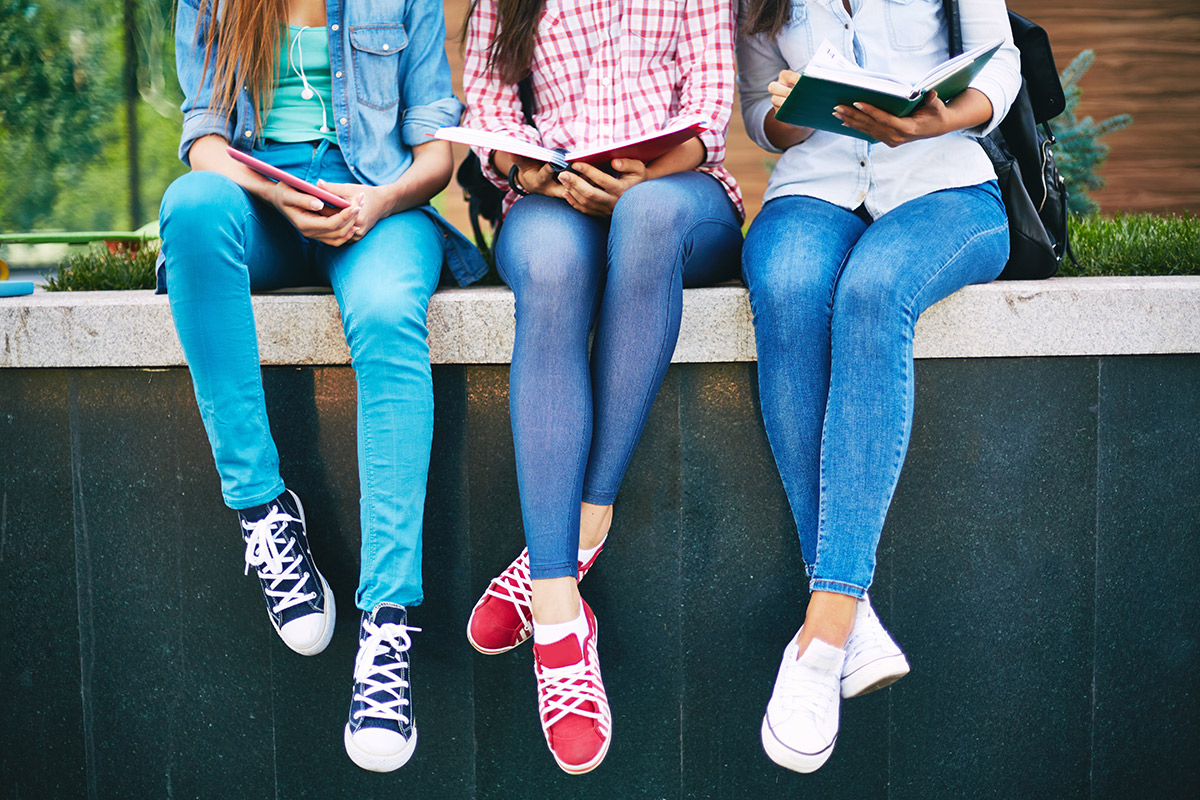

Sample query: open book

[774,38,1004,142]
[433,118,708,169]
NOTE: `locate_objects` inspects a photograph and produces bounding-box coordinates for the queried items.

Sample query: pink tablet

[226,147,352,209]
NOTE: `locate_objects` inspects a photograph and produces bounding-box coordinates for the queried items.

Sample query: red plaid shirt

[463,0,743,218]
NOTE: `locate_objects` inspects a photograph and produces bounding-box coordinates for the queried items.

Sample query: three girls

[162,0,1018,778]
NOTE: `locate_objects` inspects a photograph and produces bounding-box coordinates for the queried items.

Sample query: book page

[916,38,1005,93]
[432,127,566,168]
[802,39,914,98]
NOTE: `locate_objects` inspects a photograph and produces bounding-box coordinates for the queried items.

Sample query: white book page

[916,38,1005,92]
[802,39,915,98]
[433,127,566,168]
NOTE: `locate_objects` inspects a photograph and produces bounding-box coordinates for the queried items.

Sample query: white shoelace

[778,656,840,720]
[537,659,609,731]
[353,620,421,723]
[844,604,889,663]
[242,507,316,614]
[485,549,534,632]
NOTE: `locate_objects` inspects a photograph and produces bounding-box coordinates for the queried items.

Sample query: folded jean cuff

[808,578,867,599]
[528,561,579,581]
[225,480,287,512]
[357,588,423,612]
[581,487,617,506]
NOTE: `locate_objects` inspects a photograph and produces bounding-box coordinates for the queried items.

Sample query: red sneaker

[466,543,604,655]
[532,600,612,774]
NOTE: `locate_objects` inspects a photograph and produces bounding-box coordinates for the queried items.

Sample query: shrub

[44,241,158,291]
[1055,50,1133,217]
[1061,213,1199,277]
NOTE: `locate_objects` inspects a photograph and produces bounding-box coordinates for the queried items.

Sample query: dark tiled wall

[1,357,1197,799]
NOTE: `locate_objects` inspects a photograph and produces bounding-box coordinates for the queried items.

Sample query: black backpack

[455,77,536,258]
[943,1,1074,279]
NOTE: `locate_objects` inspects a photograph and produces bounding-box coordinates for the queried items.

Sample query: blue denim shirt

[169,0,486,287]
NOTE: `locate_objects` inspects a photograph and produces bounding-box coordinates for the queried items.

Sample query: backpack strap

[942,0,963,58]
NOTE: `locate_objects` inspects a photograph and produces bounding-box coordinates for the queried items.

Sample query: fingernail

[853,103,864,110]
[311,199,322,210]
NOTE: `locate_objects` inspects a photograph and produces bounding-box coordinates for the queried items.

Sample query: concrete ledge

[3,276,1199,368]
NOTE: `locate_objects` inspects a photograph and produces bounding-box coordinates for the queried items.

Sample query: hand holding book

[772,38,1004,145]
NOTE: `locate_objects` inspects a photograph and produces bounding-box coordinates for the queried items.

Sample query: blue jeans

[496,171,743,580]
[158,140,442,609]
[742,182,1008,598]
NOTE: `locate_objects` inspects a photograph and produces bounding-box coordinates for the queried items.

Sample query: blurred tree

[0,0,183,233]
[0,0,120,230]
[1055,50,1133,216]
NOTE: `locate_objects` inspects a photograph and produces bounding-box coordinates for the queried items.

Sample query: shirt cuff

[967,75,1014,138]
[401,96,466,147]
[179,108,234,166]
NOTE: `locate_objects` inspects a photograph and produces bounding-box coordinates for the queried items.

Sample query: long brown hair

[742,0,793,39]
[194,0,289,131]
[463,0,547,84]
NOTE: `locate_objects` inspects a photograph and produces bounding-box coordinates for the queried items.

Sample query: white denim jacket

[737,0,1021,217]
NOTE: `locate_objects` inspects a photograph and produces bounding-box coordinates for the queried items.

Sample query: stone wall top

[3,277,1199,368]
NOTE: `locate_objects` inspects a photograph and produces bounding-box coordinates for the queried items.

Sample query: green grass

[44,242,158,291]
[1062,213,1200,277]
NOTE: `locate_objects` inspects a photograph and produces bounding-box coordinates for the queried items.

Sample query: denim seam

[809,240,858,579]
[229,201,285,508]
[583,215,739,502]
[335,265,381,610]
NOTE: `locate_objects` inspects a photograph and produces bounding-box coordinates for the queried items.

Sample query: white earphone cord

[289,25,331,133]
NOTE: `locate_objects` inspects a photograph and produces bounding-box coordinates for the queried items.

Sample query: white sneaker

[841,594,910,699]
[761,636,845,773]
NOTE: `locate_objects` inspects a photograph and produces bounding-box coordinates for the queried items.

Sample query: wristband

[507,164,530,196]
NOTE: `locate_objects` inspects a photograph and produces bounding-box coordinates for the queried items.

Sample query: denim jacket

[169,0,487,287]
[738,0,1021,218]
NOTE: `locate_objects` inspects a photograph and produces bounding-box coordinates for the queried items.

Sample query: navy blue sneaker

[344,603,420,771]
[238,489,335,655]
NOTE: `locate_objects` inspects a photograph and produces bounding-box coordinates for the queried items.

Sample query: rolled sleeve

[676,0,737,173]
[398,0,463,143]
[401,95,465,146]
[179,108,235,166]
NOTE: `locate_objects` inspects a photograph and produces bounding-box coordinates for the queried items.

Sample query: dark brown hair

[463,0,547,84]
[194,0,289,130]
[742,0,793,39]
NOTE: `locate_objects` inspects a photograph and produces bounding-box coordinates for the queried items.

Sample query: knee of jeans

[160,171,245,235]
[507,251,596,326]
[747,266,832,337]
[834,265,906,324]
[611,180,693,243]
[343,284,430,360]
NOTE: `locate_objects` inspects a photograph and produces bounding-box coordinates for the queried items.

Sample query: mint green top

[262,26,338,145]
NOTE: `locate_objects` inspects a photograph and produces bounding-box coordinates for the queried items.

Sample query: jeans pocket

[349,23,406,110]
[884,0,943,52]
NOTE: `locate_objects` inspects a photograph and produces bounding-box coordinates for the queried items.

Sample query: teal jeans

[159,140,441,609]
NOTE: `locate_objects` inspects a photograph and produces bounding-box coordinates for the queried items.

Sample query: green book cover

[774,39,1003,144]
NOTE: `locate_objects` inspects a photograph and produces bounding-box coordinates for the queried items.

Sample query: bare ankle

[531,577,582,625]
[579,503,613,551]
[795,591,859,654]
